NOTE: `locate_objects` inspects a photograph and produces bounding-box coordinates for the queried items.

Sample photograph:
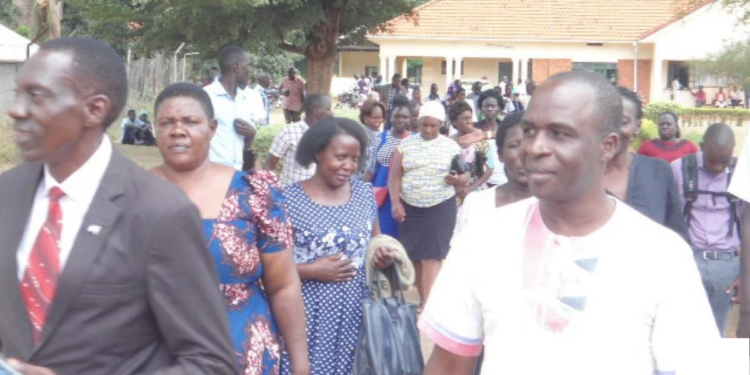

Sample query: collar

[207,79,245,100]
[42,137,112,203]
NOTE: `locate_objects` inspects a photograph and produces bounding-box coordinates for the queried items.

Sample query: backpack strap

[682,154,699,229]
[728,156,740,237]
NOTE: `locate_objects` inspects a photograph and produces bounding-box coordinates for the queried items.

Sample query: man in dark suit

[0,38,236,374]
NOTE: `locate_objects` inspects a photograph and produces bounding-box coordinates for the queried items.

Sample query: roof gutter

[367,35,647,45]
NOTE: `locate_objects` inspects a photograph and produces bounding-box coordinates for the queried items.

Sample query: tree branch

[278,41,304,55]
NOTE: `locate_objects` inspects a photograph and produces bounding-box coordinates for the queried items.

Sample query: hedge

[645,101,750,128]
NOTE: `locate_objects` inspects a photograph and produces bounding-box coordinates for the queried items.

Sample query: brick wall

[618,60,652,104]
[531,59,572,83]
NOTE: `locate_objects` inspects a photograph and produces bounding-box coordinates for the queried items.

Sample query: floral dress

[280,179,377,375]
[204,170,294,375]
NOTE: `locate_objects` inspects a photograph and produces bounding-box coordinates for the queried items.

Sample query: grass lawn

[0,108,362,172]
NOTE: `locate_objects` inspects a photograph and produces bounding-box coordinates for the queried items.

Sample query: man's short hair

[703,123,735,148]
[546,71,622,136]
[392,73,401,81]
[303,94,331,116]
[154,83,215,121]
[218,46,247,74]
[39,37,128,128]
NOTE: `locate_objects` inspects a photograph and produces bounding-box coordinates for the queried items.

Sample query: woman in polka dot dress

[280,117,394,375]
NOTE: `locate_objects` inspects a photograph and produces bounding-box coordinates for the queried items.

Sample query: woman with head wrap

[388,100,469,308]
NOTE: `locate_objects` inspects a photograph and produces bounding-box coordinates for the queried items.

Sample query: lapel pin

[87,225,102,235]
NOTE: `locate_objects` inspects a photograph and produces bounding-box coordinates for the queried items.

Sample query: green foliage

[644,101,684,123]
[691,38,750,92]
[64,0,419,90]
[645,101,750,127]
[0,0,18,30]
[632,119,658,152]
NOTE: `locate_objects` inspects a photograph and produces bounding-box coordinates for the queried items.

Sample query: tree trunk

[302,6,343,94]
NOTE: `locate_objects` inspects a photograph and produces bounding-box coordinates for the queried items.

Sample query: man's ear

[209,119,218,137]
[82,94,112,129]
[601,132,620,164]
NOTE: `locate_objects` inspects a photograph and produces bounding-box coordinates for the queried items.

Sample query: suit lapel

[32,152,126,355]
[0,164,43,358]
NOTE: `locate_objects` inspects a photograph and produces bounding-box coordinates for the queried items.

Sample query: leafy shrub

[644,101,750,127]
[0,118,20,165]
[644,101,684,123]
[632,119,658,152]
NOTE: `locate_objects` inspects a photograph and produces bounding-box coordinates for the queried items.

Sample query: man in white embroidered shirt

[421,71,718,375]
[204,46,258,170]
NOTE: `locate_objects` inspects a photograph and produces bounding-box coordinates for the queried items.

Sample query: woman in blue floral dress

[280,117,394,375]
[151,83,310,375]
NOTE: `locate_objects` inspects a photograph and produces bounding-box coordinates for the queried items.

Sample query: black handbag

[354,267,424,375]
[450,154,470,175]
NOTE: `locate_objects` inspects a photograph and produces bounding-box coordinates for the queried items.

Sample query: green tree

[65,0,419,93]
[692,39,750,91]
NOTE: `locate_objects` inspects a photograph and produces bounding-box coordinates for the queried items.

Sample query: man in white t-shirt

[421,71,718,375]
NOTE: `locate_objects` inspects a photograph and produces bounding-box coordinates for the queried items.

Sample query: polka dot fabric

[280,179,377,375]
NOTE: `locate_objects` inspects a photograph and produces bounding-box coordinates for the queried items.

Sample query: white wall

[0,63,21,115]
[647,3,750,61]
[371,38,649,62]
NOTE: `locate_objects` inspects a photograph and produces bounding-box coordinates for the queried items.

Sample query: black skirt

[399,196,457,261]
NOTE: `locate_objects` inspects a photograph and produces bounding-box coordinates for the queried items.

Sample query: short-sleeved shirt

[204,80,252,170]
[269,120,315,186]
[398,134,460,207]
[671,152,740,250]
[420,197,718,374]
[637,139,699,163]
[280,77,305,112]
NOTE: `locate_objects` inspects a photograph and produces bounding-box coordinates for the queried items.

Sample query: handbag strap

[371,264,407,305]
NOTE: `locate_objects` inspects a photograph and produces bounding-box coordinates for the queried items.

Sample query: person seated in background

[121,109,145,145]
[730,86,743,109]
[671,123,740,337]
[691,85,708,108]
[714,87,728,108]
[137,110,156,146]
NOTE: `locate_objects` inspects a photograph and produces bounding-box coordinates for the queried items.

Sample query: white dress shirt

[17,138,113,280]
[242,85,267,126]
[205,80,252,170]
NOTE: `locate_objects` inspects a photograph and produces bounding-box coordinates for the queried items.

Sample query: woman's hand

[445,172,470,187]
[310,254,356,282]
[392,201,406,222]
[372,246,395,270]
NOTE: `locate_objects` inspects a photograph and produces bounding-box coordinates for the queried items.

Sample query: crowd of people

[0,37,747,375]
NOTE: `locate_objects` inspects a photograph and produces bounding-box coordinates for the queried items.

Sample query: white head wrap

[419,100,446,122]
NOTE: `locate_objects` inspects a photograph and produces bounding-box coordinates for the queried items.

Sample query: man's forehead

[18,51,76,89]
[525,82,596,125]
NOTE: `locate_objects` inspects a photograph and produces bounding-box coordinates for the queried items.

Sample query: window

[667,61,695,89]
[365,66,379,77]
[441,60,464,76]
[573,62,617,84]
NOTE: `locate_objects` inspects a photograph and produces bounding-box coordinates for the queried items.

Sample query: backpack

[682,153,740,237]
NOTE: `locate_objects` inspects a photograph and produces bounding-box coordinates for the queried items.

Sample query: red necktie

[21,186,65,344]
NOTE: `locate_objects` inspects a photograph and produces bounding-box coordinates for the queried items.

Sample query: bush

[632,119,658,152]
[644,101,684,123]
[644,101,750,127]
